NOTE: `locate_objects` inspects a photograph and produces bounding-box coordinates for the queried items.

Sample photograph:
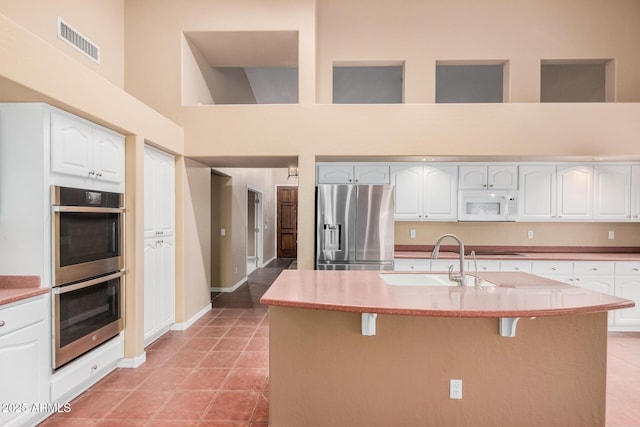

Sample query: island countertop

[260,270,635,318]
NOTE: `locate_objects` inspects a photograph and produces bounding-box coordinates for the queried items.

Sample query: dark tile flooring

[39,258,640,426]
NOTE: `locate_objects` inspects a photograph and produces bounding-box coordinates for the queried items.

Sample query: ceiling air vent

[57,17,100,64]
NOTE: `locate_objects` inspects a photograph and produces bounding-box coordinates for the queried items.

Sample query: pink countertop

[260,270,635,318]
[395,250,640,261]
[0,276,48,306]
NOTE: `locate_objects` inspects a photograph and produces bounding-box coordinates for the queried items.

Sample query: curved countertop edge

[259,298,634,318]
[260,270,636,319]
[0,287,49,307]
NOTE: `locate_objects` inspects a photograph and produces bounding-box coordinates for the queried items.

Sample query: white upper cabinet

[593,165,631,220]
[50,111,125,189]
[520,165,594,221]
[391,166,422,220]
[391,164,457,221]
[631,165,640,220]
[518,165,557,220]
[423,165,458,220]
[317,164,390,184]
[459,165,517,190]
[556,165,593,220]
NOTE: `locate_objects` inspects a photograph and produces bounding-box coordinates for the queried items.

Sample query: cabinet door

[50,112,93,178]
[157,236,176,330]
[518,165,556,220]
[423,165,457,221]
[614,276,640,326]
[391,166,423,220]
[317,165,354,184]
[630,165,640,220]
[144,146,175,237]
[458,165,487,189]
[156,151,175,236]
[354,165,390,184]
[556,165,593,220]
[488,165,518,189]
[92,127,125,184]
[143,237,158,343]
[0,321,48,427]
[593,165,631,220]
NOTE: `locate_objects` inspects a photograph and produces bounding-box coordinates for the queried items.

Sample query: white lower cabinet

[393,259,430,272]
[0,296,49,427]
[144,236,176,345]
[613,262,640,329]
[50,334,123,403]
[499,261,532,273]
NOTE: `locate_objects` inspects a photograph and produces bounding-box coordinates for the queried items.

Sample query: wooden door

[277,186,298,258]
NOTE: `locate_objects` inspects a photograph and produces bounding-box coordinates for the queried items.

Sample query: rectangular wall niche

[540,60,613,102]
[333,63,404,104]
[182,31,298,105]
[436,62,505,103]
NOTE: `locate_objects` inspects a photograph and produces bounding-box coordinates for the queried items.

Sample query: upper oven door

[52,186,124,285]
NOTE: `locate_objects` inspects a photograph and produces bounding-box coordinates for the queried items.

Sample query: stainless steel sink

[379,273,495,287]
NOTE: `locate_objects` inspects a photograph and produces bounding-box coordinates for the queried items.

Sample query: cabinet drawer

[531,262,573,276]
[393,259,430,272]
[0,296,46,338]
[500,261,533,273]
[469,260,500,272]
[615,262,640,275]
[431,260,460,272]
[573,262,615,275]
[50,335,122,401]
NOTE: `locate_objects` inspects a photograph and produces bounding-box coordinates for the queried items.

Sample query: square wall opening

[540,60,614,102]
[182,31,298,105]
[332,62,404,104]
[436,61,507,103]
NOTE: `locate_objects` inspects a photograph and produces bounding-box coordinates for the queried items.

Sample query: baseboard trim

[171,303,212,331]
[118,352,146,369]
[211,278,246,293]
[262,256,276,267]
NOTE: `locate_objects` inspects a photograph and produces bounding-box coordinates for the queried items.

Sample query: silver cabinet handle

[96,171,102,177]
[514,267,520,271]
[88,170,96,176]
[591,268,598,271]
[552,267,557,271]
[0,320,5,327]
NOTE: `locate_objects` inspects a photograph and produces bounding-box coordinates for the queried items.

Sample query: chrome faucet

[431,233,466,286]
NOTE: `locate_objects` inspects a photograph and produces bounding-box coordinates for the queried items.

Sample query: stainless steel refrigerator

[316,184,395,270]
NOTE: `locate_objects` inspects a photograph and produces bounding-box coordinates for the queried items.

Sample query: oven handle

[53,270,125,294]
[52,206,125,213]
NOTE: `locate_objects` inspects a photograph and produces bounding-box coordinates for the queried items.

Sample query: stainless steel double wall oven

[51,186,125,369]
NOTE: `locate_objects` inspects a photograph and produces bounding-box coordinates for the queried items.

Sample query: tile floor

[39,259,640,426]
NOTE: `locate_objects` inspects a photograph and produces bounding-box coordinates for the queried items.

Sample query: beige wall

[180,158,212,320]
[316,0,640,103]
[0,0,125,88]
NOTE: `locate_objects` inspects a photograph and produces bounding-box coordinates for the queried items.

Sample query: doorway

[277,186,298,259]
[247,187,263,275]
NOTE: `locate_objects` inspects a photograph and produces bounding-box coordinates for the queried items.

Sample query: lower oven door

[53,270,124,370]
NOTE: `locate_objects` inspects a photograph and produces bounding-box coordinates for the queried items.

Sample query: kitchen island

[260,270,635,427]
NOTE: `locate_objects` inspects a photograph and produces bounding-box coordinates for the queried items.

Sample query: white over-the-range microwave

[458,190,518,221]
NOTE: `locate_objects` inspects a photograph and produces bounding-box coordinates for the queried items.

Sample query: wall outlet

[410,229,416,239]
[220,228,226,236]
[608,230,615,240]
[527,230,534,239]
[450,379,462,399]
